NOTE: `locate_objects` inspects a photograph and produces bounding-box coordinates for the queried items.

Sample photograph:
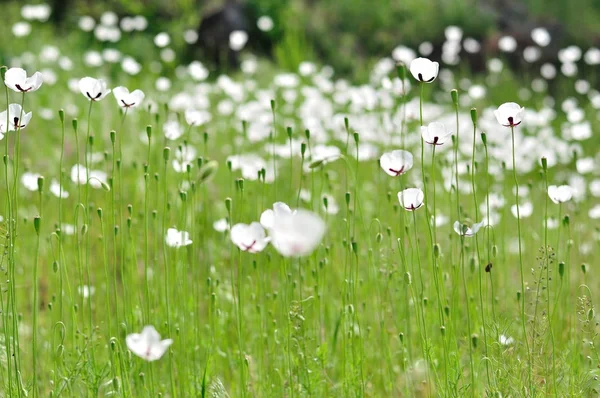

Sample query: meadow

[2,5,600,398]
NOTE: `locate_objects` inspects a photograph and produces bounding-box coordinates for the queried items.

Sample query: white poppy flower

[70,165,107,189]
[511,202,533,218]
[229,30,248,51]
[4,68,43,93]
[230,222,270,253]
[21,172,41,191]
[0,104,33,133]
[126,325,173,362]
[260,202,293,230]
[165,228,192,248]
[499,334,514,346]
[112,86,145,108]
[398,188,424,211]
[78,77,111,101]
[548,185,573,204]
[421,122,452,146]
[77,285,95,298]
[164,120,184,140]
[70,164,88,185]
[88,170,108,189]
[268,209,325,257]
[380,150,413,177]
[453,220,485,237]
[409,57,439,83]
[184,109,211,126]
[493,102,524,127]
[213,218,230,232]
[172,144,197,173]
[50,179,69,198]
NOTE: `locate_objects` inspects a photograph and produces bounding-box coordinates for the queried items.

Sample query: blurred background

[0,0,599,81]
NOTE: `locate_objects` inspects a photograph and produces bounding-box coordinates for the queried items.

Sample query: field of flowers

[2,4,600,398]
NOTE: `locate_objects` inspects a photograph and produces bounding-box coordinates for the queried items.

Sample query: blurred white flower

[548,185,573,204]
[154,32,171,48]
[229,30,248,51]
[267,208,325,257]
[126,326,173,362]
[453,220,485,237]
[50,179,69,199]
[257,16,274,32]
[165,228,192,248]
[21,172,41,191]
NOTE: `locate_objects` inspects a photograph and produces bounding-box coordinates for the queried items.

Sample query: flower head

[4,68,43,93]
[79,77,111,101]
[267,208,325,257]
[453,220,485,237]
[409,57,439,83]
[260,202,293,230]
[398,188,424,211]
[165,228,192,248]
[0,104,33,133]
[548,185,573,204]
[230,222,270,253]
[112,86,145,108]
[421,122,452,146]
[493,102,524,127]
[126,325,173,362]
[380,150,413,177]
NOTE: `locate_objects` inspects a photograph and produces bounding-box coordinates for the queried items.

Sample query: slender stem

[471,119,490,387]
[511,126,532,390]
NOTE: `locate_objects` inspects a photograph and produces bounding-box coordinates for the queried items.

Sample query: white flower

[229,30,248,51]
[165,228,192,248]
[230,222,270,253]
[398,188,424,211]
[21,172,41,191]
[77,285,95,298]
[172,144,197,173]
[126,325,173,362]
[50,179,69,198]
[453,220,485,237]
[548,185,573,204]
[164,120,184,140]
[0,104,33,133]
[267,209,326,257]
[4,68,43,93]
[185,109,211,126]
[493,102,524,127]
[380,150,413,177]
[260,202,293,230]
[112,86,145,108]
[499,334,514,346]
[409,57,439,83]
[78,77,111,101]
[213,218,230,232]
[322,194,339,215]
[421,122,452,146]
[511,202,533,219]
